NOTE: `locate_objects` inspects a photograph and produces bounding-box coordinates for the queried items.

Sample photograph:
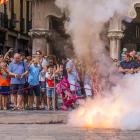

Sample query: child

[0,62,10,110]
[46,65,58,111]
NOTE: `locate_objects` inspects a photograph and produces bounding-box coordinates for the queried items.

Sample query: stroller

[56,76,83,111]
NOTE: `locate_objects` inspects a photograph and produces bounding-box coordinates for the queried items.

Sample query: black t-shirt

[133,60,140,69]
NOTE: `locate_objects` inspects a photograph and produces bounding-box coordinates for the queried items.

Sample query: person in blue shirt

[119,53,134,74]
[66,59,79,92]
[28,58,43,110]
[9,53,28,111]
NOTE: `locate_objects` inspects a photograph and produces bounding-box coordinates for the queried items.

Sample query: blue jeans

[11,84,24,95]
[76,90,82,97]
[0,86,10,96]
[28,85,40,97]
[46,87,54,98]
[39,81,46,90]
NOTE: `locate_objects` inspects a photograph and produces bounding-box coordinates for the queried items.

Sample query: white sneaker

[3,107,7,110]
[45,105,48,110]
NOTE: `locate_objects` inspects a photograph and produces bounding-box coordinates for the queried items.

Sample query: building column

[108,30,124,60]
[28,28,52,56]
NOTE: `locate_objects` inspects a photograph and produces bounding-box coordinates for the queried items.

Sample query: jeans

[28,85,40,97]
[46,87,54,98]
[11,84,24,95]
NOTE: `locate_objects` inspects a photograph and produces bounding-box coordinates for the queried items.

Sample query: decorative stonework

[28,28,53,40]
[130,12,135,17]
[108,31,125,40]
[53,8,63,17]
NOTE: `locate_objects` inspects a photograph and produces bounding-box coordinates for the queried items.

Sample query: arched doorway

[48,16,73,64]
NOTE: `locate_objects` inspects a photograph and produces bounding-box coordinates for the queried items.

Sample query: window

[9,0,14,13]
[20,0,23,18]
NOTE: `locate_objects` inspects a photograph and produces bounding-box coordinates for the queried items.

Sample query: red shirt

[47,79,54,88]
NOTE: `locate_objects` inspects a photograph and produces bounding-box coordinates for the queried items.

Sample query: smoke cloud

[67,73,140,130]
[54,0,138,130]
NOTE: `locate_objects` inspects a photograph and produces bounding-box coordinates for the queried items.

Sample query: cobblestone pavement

[0,110,68,124]
[0,95,68,124]
[0,124,140,140]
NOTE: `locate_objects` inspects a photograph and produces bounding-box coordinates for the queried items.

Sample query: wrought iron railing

[10,12,16,28]
[0,12,8,28]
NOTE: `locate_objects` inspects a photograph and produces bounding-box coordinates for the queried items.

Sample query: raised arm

[4,48,13,61]
[36,57,43,71]
[45,62,49,73]
[67,63,74,74]
[28,60,33,70]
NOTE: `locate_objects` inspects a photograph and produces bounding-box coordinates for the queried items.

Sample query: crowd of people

[0,47,139,111]
[0,48,87,111]
[112,48,140,74]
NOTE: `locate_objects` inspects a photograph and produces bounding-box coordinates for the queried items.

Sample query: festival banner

[0,0,8,5]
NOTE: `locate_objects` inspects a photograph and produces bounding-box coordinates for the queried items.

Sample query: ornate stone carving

[53,8,63,17]
[130,12,135,18]
[28,28,53,40]
[108,31,125,40]
[51,6,63,18]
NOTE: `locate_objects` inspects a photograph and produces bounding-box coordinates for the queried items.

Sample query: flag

[0,0,8,5]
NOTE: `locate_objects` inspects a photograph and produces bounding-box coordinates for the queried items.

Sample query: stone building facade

[0,0,32,56]
[108,0,140,60]
[28,0,140,60]
[28,0,63,56]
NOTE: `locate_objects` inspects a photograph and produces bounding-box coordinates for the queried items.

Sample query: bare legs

[47,97,54,110]
[13,94,17,107]
[0,95,2,109]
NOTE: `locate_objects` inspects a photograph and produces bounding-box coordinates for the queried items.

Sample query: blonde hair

[27,56,32,61]
[3,62,7,66]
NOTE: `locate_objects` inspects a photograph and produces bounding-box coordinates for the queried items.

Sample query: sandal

[47,108,50,111]
[11,107,17,111]
[17,107,23,111]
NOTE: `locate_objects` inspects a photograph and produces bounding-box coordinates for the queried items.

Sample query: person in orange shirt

[0,62,10,110]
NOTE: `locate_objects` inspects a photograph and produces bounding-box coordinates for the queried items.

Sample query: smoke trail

[67,72,140,130]
[55,0,130,62]
[54,0,140,130]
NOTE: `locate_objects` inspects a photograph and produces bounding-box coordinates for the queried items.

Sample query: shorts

[11,84,24,95]
[76,89,82,97]
[84,84,92,96]
[39,81,46,90]
[0,86,10,96]
[28,85,40,97]
[69,80,77,91]
[46,87,54,98]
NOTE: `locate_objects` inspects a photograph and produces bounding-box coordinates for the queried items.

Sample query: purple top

[77,75,81,90]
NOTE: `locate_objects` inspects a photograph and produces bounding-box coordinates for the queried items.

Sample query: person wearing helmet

[121,48,127,61]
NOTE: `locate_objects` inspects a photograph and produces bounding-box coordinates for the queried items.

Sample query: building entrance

[122,7,140,56]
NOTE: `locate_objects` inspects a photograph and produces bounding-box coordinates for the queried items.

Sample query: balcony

[10,12,16,28]
[27,20,32,33]
[0,12,8,28]
[20,17,24,32]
